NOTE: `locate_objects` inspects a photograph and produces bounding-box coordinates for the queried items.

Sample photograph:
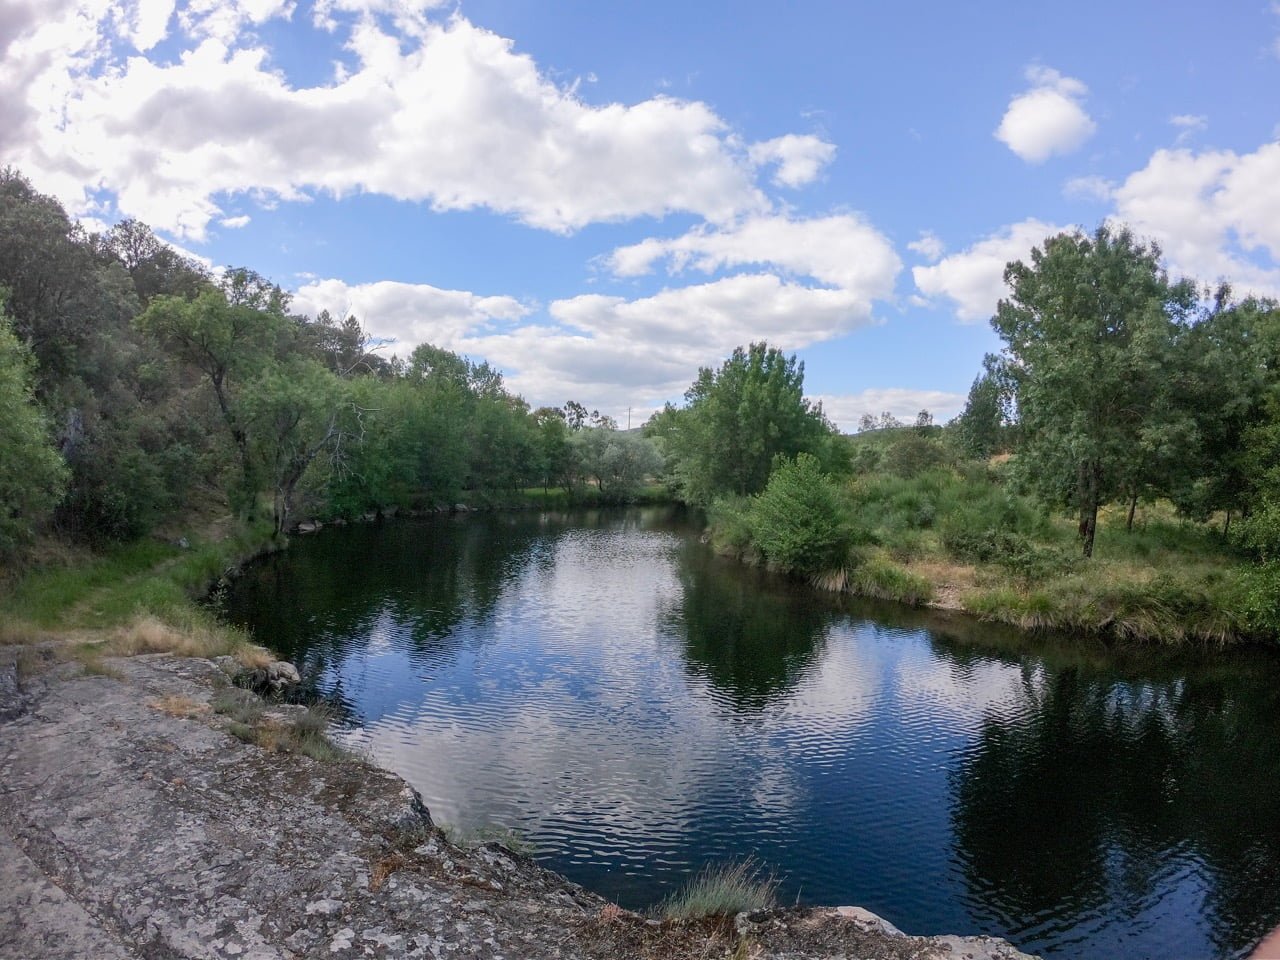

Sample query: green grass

[439,823,536,856]
[656,860,778,920]
[0,521,274,634]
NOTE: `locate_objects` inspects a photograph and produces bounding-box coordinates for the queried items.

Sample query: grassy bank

[708,463,1263,647]
[0,519,279,669]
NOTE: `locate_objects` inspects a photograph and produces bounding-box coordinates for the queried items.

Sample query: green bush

[747,454,852,575]
[1238,561,1280,639]
[942,527,1076,582]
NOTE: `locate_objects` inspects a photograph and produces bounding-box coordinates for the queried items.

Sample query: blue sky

[3,0,1279,428]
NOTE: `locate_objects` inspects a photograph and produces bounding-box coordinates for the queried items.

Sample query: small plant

[656,859,778,920]
[440,823,536,856]
[212,688,264,724]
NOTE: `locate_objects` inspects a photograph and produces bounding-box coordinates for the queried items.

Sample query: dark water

[222,507,1280,960]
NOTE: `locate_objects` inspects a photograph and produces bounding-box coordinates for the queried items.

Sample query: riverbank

[0,646,1037,959]
[706,466,1266,647]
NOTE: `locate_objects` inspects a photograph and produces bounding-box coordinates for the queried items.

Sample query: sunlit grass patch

[148,694,208,718]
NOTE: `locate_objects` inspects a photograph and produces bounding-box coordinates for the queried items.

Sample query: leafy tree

[137,288,288,515]
[746,453,851,575]
[664,343,838,506]
[533,406,576,494]
[993,225,1197,557]
[0,306,67,552]
[242,360,348,535]
[954,355,1014,460]
[572,427,663,499]
[96,218,209,304]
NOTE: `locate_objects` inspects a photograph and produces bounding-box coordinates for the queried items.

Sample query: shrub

[850,556,934,605]
[707,495,754,554]
[747,454,852,575]
[1238,561,1280,639]
[657,859,778,920]
[942,527,1076,582]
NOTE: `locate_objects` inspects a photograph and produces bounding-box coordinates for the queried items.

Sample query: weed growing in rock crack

[657,859,778,920]
[440,823,536,856]
[289,703,348,763]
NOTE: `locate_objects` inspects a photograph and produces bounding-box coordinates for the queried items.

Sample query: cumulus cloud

[294,268,896,418]
[995,65,1096,163]
[2,3,772,238]
[907,230,944,262]
[1109,143,1280,296]
[912,218,1067,322]
[747,134,836,188]
[292,278,533,350]
[606,213,901,293]
[1063,174,1115,202]
[809,389,967,432]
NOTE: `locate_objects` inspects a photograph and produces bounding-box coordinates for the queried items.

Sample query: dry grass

[148,694,209,719]
[369,851,407,892]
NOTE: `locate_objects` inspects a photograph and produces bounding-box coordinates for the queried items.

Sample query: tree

[242,360,348,535]
[137,288,289,516]
[664,343,838,506]
[747,454,851,575]
[0,306,67,552]
[954,355,1013,460]
[992,225,1197,556]
[572,427,663,499]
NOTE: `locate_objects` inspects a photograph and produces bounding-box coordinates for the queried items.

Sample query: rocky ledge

[0,650,1038,960]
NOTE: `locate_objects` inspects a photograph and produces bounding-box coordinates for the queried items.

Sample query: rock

[295,521,322,534]
[453,503,470,513]
[232,659,301,694]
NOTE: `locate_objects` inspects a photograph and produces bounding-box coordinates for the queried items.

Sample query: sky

[2,0,1279,430]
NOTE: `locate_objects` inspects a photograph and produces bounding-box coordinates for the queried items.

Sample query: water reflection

[222,507,1280,960]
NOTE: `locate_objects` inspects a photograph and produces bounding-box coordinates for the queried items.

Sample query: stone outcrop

[0,650,1039,960]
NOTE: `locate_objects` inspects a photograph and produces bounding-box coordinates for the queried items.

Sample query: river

[222,506,1280,959]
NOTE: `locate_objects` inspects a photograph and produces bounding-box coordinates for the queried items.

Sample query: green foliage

[1237,562,1280,638]
[657,860,778,920]
[942,528,1077,582]
[0,308,67,553]
[993,224,1198,556]
[747,454,852,575]
[571,427,663,500]
[662,343,839,506]
[848,556,934,605]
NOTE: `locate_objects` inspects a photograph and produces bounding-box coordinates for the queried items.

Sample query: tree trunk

[1224,509,1232,537]
[1126,490,1138,532]
[1077,460,1101,558]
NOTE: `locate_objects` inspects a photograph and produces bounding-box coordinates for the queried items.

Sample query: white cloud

[1109,144,1280,296]
[294,269,894,418]
[605,213,901,293]
[809,389,967,432]
[747,134,836,188]
[1063,174,1115,202]
[912,218,1067,322]
[2,5,772,238]
[995,65,1096,163]
[219,214,251,228]
[907,230,944,262]
[292,278,533,350]
[1169,113,1207,144]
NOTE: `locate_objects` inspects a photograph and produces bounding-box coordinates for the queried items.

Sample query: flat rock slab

[0,653,1039,960]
